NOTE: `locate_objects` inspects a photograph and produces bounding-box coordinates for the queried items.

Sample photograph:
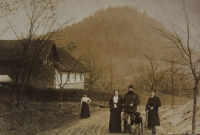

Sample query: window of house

[75,73,76,82]
[67,73,70,82]
[60,73,62,84]
[80,73,83,81]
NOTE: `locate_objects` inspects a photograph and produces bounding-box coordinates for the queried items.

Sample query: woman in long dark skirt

[109,90,123,133]
[80,94,91,119]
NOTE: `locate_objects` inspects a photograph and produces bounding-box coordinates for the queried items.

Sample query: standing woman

[109,90,123,133]
[80,94,91,119]
[145,88,162,135]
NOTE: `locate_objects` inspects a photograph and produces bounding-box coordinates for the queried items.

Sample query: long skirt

[109,108,121,133]
[80,102,90,118]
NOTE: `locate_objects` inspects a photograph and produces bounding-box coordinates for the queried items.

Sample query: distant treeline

[0,83,192,107]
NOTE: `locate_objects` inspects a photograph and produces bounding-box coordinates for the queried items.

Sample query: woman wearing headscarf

[108,89,123,133]
[80,94,91,119]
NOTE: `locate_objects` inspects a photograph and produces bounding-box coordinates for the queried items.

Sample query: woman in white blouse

[80,94,91,119]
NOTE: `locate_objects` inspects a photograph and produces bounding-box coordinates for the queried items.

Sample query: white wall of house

[55,68,85,89]
[0,75,12,87]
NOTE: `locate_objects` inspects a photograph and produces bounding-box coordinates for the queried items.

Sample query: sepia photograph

[0,0,200,134]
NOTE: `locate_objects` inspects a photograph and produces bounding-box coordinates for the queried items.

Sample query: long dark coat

[145,96,161,127]
[123,91,140,112]
[109,95,123,133]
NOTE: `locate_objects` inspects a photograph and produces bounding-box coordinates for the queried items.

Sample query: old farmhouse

[0,40,87,89]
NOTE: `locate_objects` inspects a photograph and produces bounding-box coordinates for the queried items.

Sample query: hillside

[53,6,177,78]
[161,97,200,134]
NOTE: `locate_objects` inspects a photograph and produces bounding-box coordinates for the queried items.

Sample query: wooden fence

[137,91,192,107]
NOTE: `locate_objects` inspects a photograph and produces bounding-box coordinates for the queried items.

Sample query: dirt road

[37,106,167,135]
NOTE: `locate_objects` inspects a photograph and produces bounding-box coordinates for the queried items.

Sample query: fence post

[104,94,106,106]
[31,108,34,123]
[163,95,165,109]
[10,105,14,130]
[185,94,186,104]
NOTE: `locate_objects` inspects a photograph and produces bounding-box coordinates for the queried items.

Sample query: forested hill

[53,6,176,78]
[54,6,173,60]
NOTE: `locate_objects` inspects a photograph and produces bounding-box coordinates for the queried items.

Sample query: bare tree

[1,0,73,129]
[82,51,105,91]
[0,0,18,36]
[103,59,118,91]
[3,0,72,107]
[166,62,184,108]
[138,55,167,95]
[54,53,82,116]
[151,1,200,133]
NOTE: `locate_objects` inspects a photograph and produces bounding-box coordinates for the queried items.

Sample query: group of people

[108,85,161,135]
[79,84,162,135]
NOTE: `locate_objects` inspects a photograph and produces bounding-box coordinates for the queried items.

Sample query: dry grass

[0,93,103,135]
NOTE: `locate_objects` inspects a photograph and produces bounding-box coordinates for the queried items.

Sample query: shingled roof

[0,40,87,73]
[0,40,57,60]
[55,48,88,72]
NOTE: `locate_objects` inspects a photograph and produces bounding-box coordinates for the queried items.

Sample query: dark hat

[149,88,156,92]
[128,85,134,89]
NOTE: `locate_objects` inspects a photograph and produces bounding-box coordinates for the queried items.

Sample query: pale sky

[0,0,200,42]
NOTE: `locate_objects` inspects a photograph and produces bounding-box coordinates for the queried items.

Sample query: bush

[0,84,122,103]
[24,87,117,102]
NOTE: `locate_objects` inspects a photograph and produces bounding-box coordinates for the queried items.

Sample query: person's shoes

[123,130,127,133]
[108,131,119,133]
[148,126,152,130]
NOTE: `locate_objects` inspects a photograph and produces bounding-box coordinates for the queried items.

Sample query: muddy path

[37,106,170,135]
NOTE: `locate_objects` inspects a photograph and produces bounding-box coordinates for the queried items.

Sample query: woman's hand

[87,100,91,104]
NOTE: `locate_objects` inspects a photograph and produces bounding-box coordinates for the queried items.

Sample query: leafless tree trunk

[170,74,175,109]
[55,56,82,116]
[1,0,72,129]
[138,55,167,94]
[151,1,199,133]
[82,51,105,91]
[167,62,183,109]
[3,0,71,107]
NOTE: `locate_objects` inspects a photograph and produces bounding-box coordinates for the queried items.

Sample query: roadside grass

[0,86,107,135]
